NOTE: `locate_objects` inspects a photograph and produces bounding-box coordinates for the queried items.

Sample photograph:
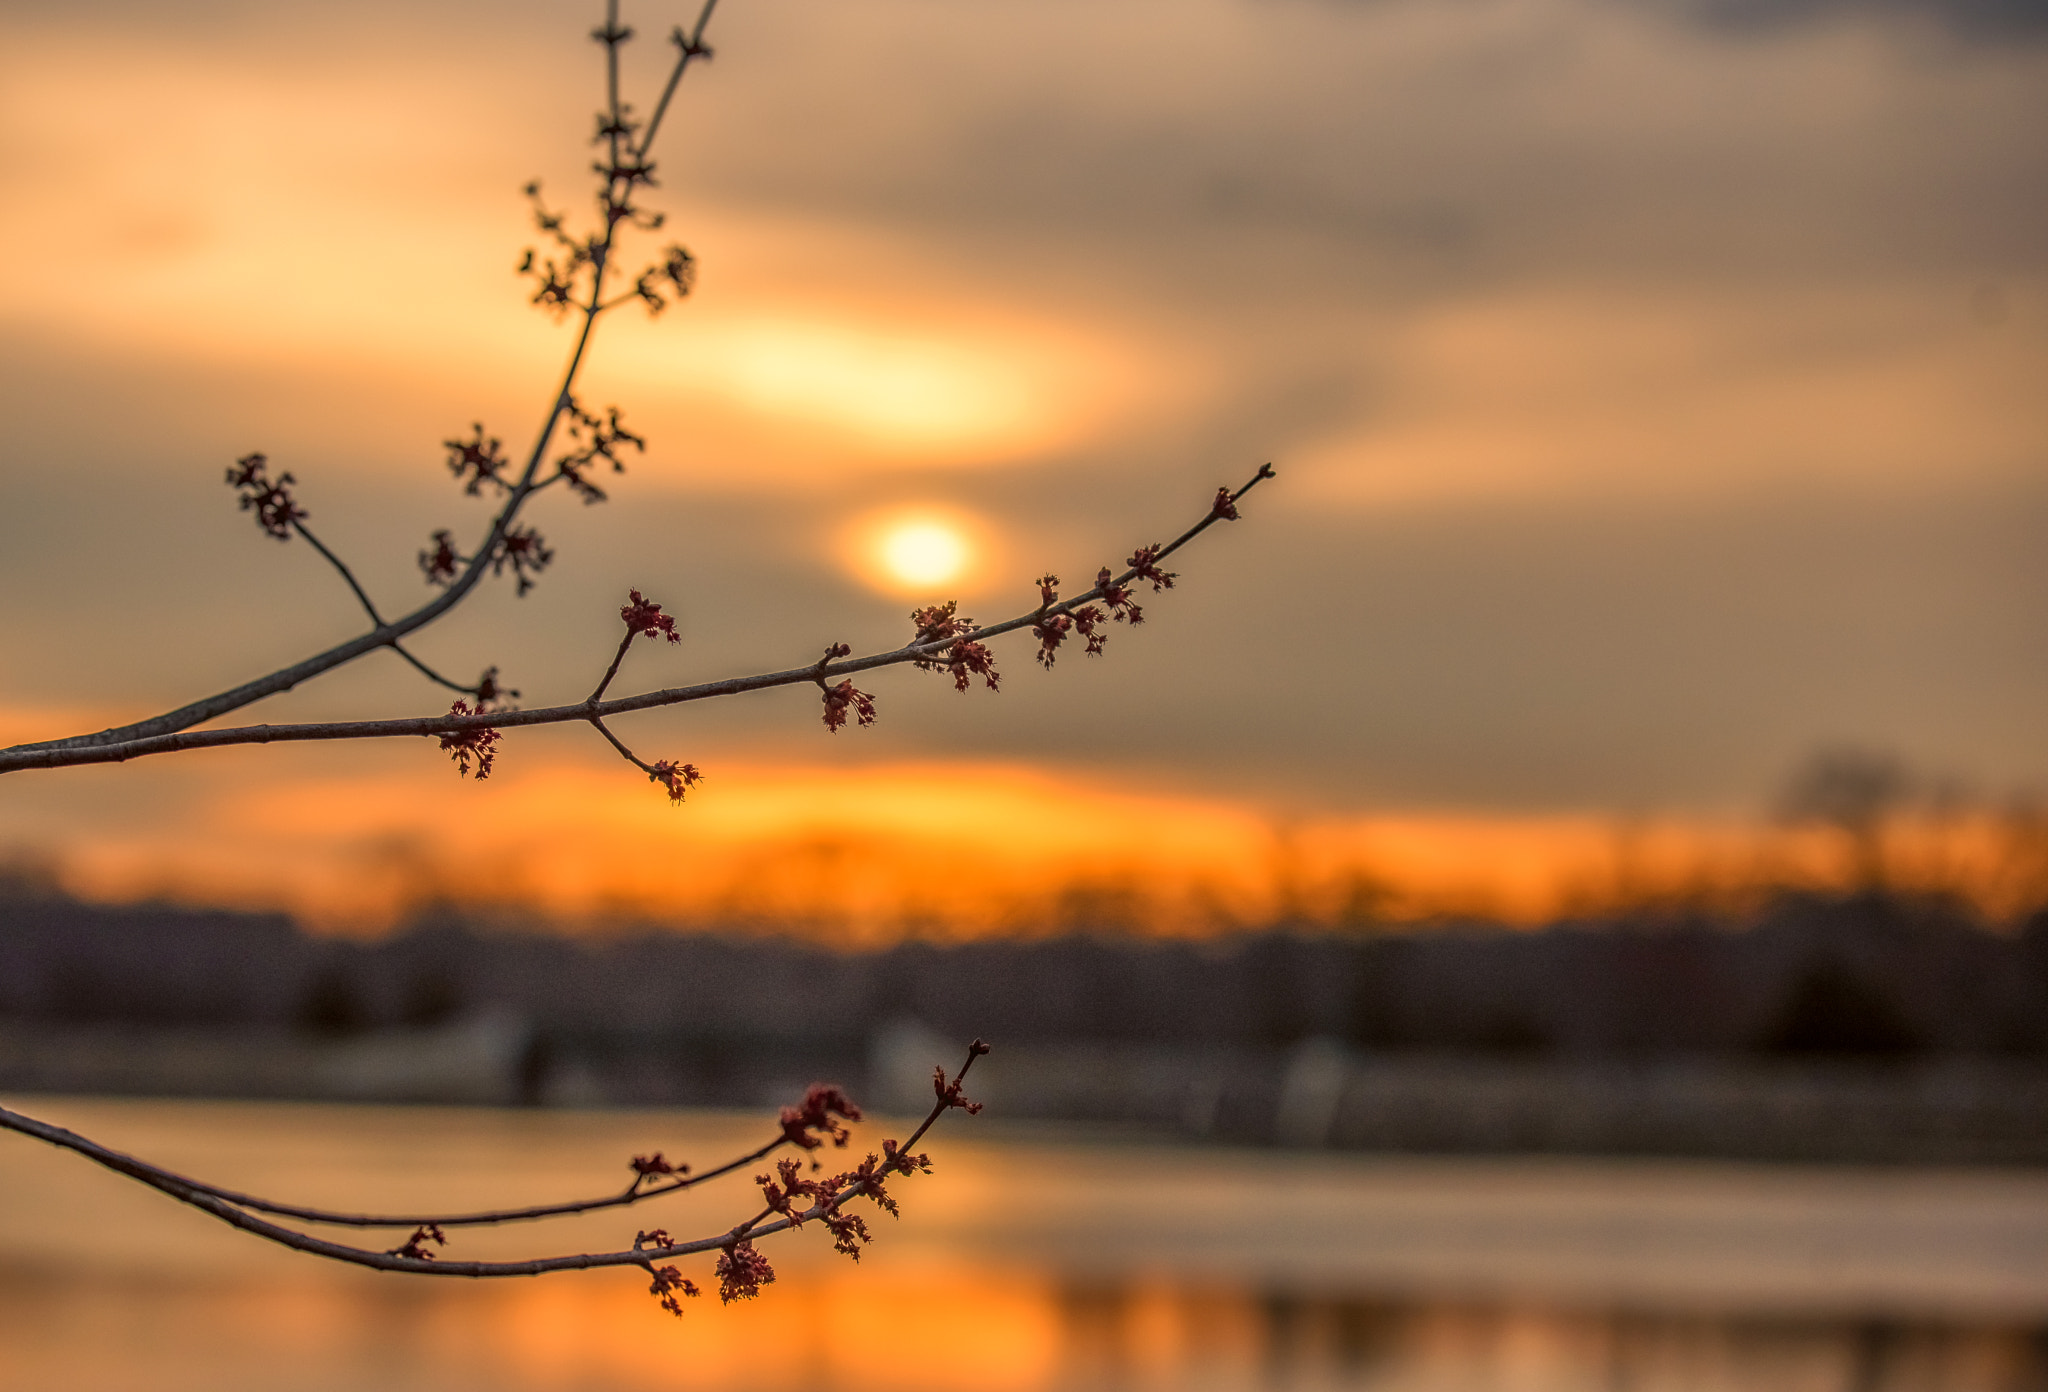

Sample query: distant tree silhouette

[399,968,464,1030]
[1759,961,1924,1056]
[297,963,370,1038]
[1780,748,1913,892]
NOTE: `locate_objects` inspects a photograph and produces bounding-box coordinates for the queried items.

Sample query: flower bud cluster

[225,453,305,540]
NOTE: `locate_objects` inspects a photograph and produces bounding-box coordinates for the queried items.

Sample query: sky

[0,0,2044,933]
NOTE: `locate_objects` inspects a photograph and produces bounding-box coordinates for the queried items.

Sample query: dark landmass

[4,877,2047,1161]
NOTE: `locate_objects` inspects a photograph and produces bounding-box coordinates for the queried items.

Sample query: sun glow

[32,744,2044,942]
[880,520,969,588]
[844,507,992,596]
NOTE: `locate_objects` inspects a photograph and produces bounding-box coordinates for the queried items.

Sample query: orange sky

[6,719,2042,937]
[2,0,2045,935]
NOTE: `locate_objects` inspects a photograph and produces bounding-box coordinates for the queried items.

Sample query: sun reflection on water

[2,1262,2042,1392]
[3,1099,2047,1392]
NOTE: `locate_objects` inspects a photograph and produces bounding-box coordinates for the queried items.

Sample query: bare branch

[291,520,385,626]
[279,521,497,698]
[0,466,1276,776]
[590,714,648,769]
[0,1043,989,1286]
[590,633,639,705]
[389,645,492,699]
[639,1,719,159]
[8,7,721,762]
[0,1106,782,1231]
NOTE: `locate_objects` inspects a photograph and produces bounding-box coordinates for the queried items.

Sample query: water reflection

[3,1266,2041,1392]
[2,1098,2045,1392]
[1053,1284,2047,1392]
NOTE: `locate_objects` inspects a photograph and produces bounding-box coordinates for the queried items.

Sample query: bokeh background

[3,1,2048,1389]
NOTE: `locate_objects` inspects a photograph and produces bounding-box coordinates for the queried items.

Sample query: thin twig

[639,0,718,159]
[389,645,487,699]
[588,631,638,705]
[292,521,386,626]
[289,522,481,696]
[589,714,652,774]
[603,0,625,176]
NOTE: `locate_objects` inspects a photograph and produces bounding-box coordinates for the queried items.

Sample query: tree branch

[285,521,496,697]
[0,1105,782,1231]
[8,9,717,760]
[589,630,639,705]
[390,644,491,699]
[0,1043,988,1286]
[639,1,718,159]
[0,465,1276,776]
[291,520,386,626]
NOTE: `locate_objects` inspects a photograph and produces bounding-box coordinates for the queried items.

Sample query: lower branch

[0,1042,987,1293]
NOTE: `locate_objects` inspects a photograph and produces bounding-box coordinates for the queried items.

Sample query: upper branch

[0,466,1276,776]
[638,0,718,158]
[7,6,718,762]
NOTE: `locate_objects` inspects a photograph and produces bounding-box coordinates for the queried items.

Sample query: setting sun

[880,520,969,588]
[843,506,993,596]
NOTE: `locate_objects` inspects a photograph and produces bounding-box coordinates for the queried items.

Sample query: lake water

[3,1097,2046,1392]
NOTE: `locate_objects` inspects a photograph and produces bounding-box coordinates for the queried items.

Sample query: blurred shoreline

[5,880,2047,1163]
[6,1022,2048,1165]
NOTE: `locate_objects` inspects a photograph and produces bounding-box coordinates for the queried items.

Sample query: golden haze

[7,727,2041,940]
